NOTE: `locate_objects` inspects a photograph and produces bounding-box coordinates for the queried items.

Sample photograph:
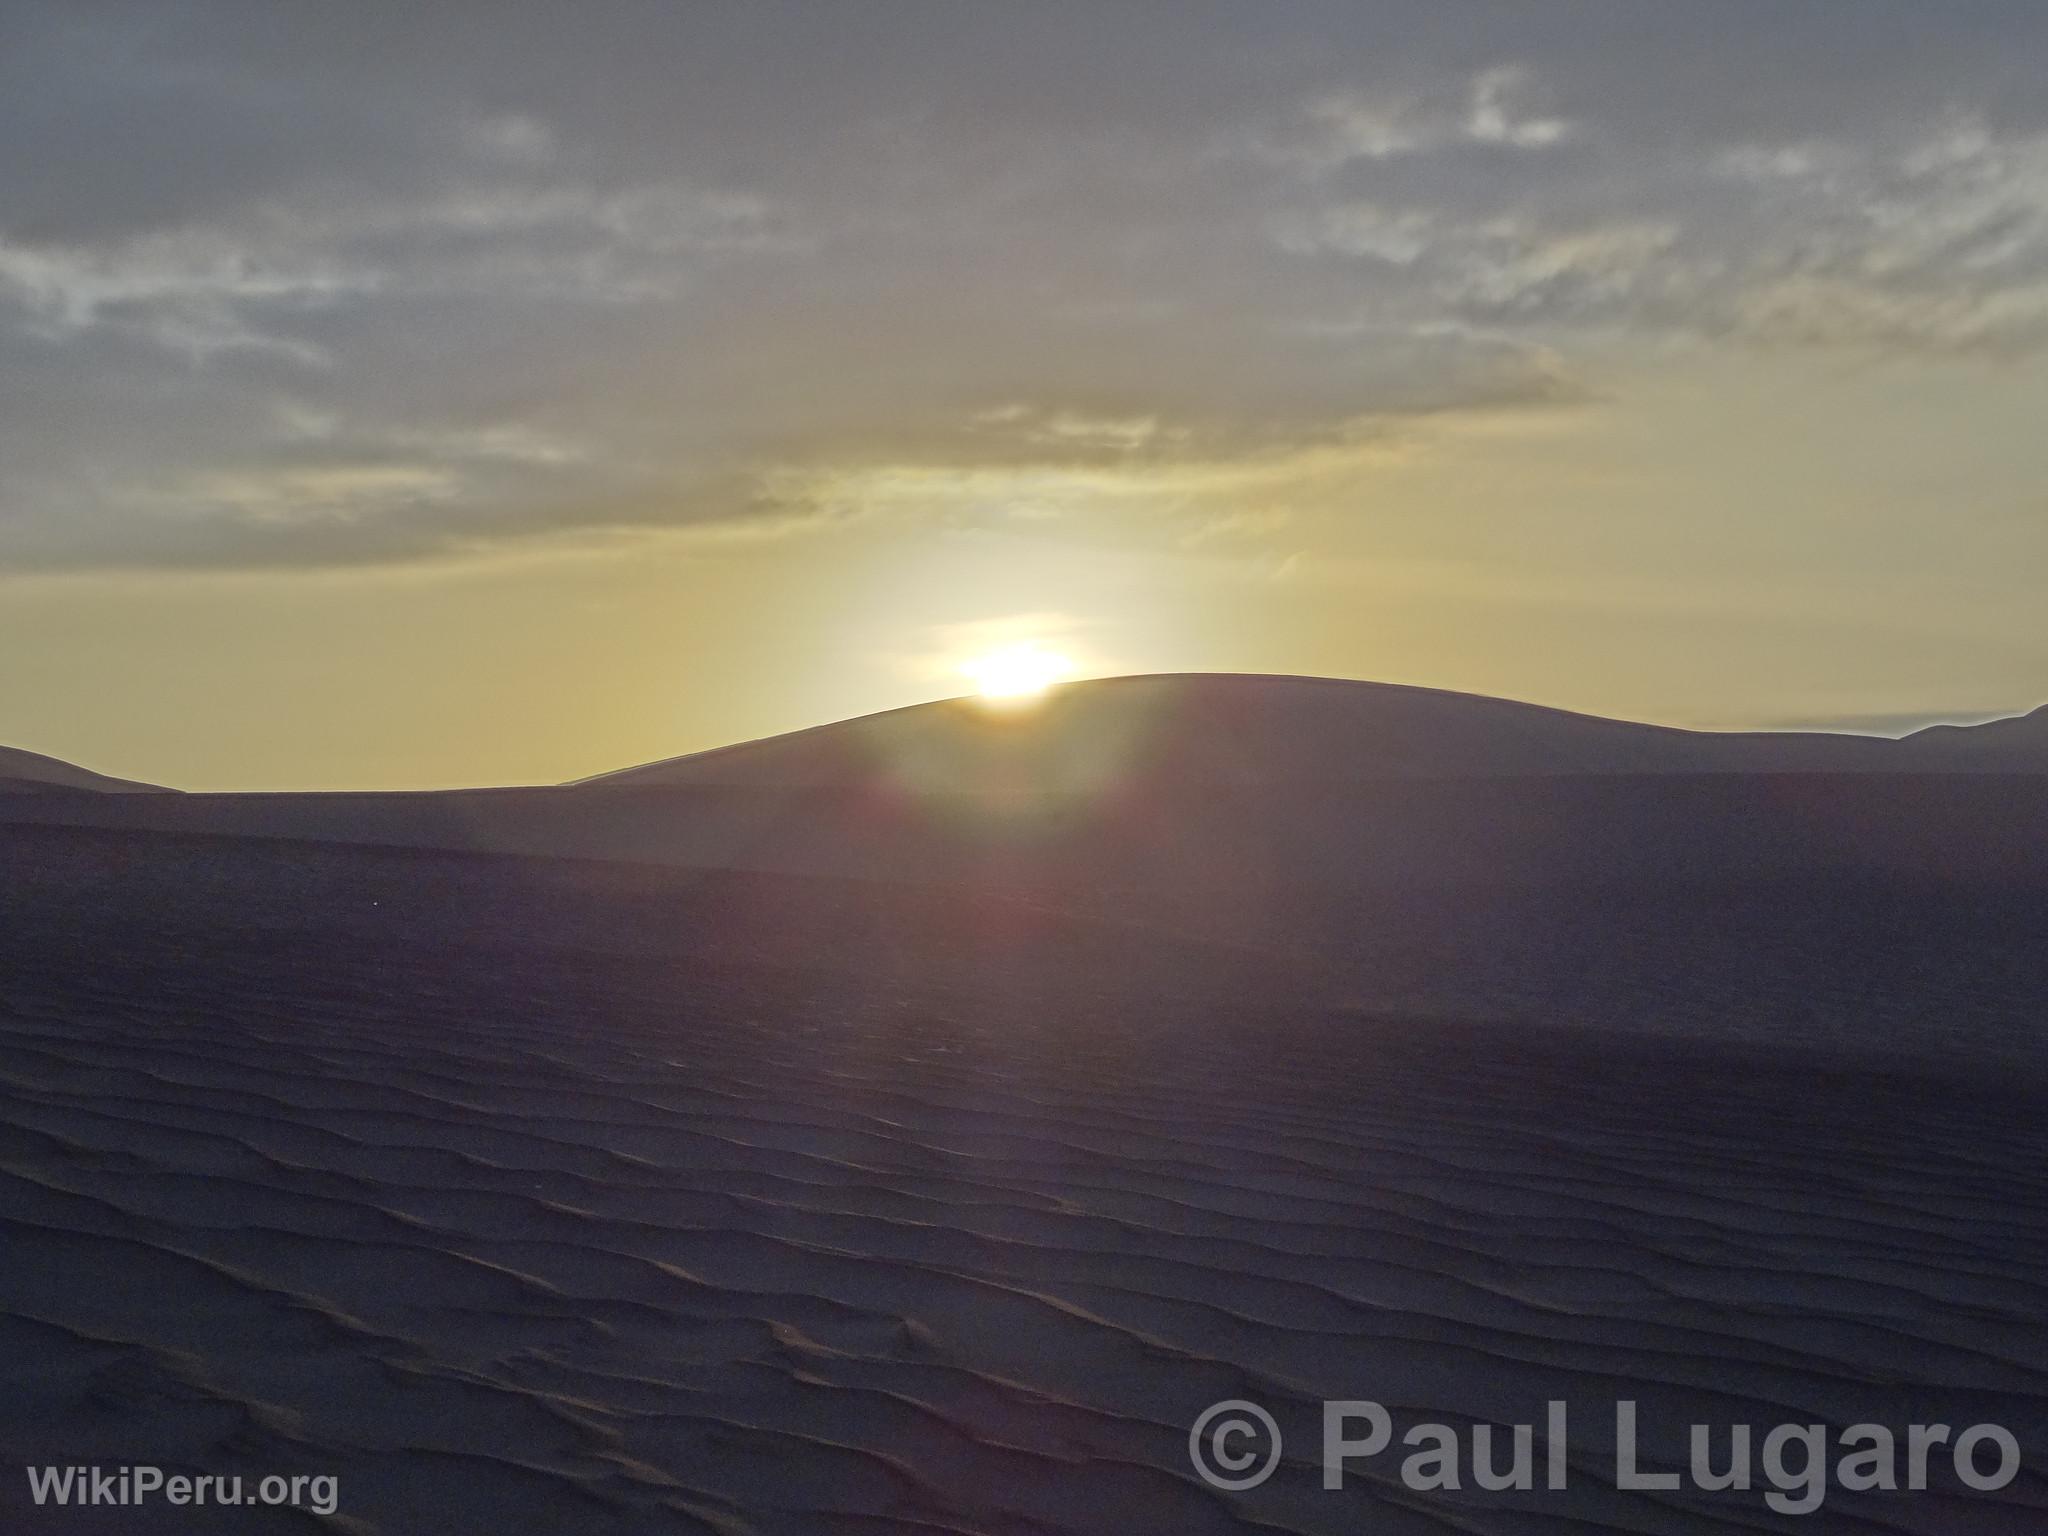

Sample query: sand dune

[5,678,2046,989]
[578,676,2048,790]
[0,745,168,796]
[13,675,2045,804]
[3,677,2045,1532]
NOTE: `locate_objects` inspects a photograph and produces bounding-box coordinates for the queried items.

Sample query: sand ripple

[2,827,2045,1533]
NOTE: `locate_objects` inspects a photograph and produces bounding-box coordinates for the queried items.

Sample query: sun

[960,643,1074,703]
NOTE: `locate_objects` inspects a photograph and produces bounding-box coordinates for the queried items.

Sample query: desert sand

[2,676,2045,1533]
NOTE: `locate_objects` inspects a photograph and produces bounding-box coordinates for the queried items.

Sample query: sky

[3,0,2046,789]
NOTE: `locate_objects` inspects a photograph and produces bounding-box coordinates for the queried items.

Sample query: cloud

[1464,67,1573,149]
[1711,116,2048,350]
[461,113,557,166]
[1261,64,1575,172]
[1281,203,1438,265]
[0,232,372,361]
[149,464,465,528]
[0,176,790,358]
[1281,108,2048,352]
[6,3,2048,573]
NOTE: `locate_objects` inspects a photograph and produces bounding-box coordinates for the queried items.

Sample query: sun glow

[960,643,1074,703]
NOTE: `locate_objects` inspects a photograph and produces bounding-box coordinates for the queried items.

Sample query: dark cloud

[6,1,2048,569]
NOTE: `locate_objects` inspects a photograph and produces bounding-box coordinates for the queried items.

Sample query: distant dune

[9,676,2045,802]
[1900,702,2048,758]
[0,744,168,795]
[577,675,2048,790]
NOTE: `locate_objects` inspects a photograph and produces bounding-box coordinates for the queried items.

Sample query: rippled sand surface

[2,826,2045,1533]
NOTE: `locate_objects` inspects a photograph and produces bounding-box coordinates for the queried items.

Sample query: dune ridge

[0,745,168,796]
[576,676,2048,791]
[9,676,2046,803]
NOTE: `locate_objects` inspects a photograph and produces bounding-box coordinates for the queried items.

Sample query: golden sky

[3,4,2045,788]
